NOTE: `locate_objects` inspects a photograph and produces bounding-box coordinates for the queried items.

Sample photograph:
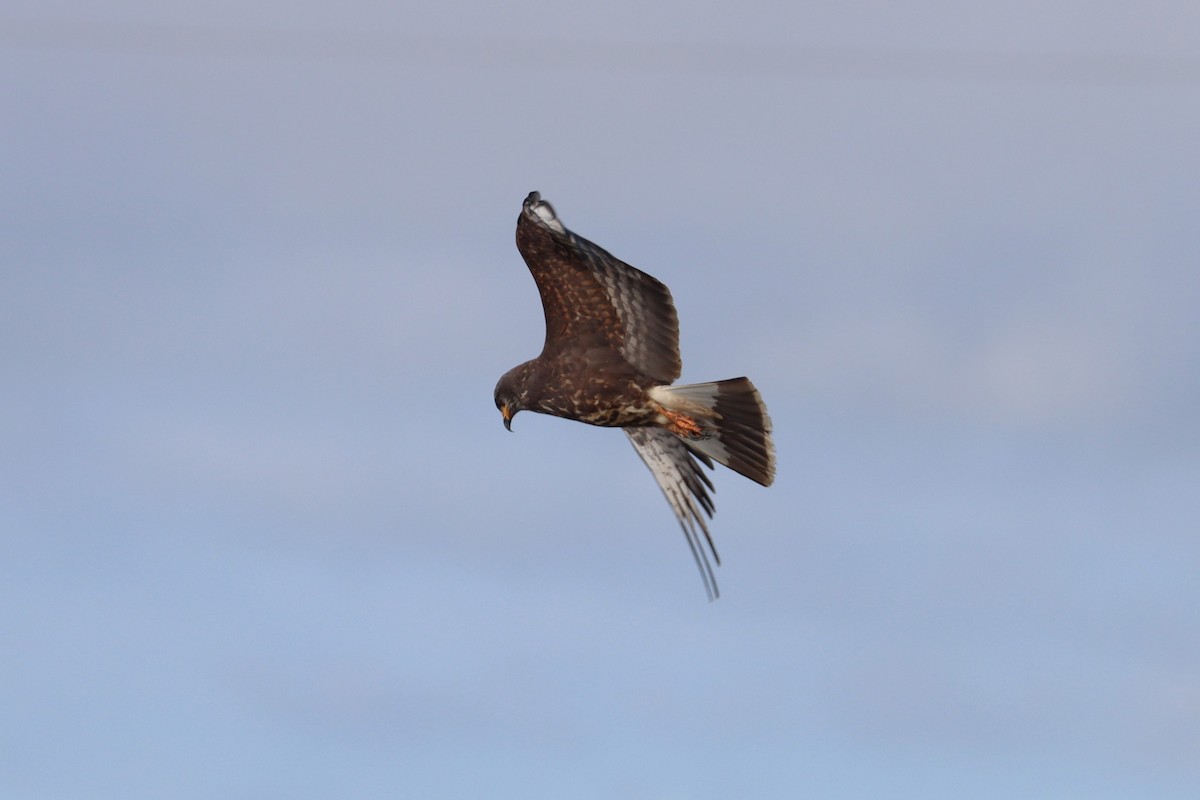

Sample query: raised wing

[515,191,682,383]
[624,427,721,600]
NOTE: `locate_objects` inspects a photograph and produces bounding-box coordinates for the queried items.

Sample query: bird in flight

[494,192,775,599]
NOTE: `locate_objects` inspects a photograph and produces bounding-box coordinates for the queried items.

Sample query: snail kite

[494,192,775,599]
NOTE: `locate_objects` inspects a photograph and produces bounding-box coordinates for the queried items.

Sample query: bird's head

[493,367,530,431]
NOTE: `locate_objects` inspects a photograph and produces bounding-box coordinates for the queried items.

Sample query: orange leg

[661,408,706,440]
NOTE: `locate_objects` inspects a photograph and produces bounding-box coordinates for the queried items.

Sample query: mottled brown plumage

[495,192,775,599]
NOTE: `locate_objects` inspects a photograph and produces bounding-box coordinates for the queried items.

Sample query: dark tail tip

[711,377,776,487]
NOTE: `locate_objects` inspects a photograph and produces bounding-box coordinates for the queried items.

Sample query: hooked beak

[500,404,513,431]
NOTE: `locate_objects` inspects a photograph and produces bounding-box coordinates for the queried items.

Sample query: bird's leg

[660,408,707,440]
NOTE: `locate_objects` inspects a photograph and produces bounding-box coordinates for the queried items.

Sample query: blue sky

[3,3,1199,798]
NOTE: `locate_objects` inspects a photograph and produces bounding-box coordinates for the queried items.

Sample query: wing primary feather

[674,494,719,602]
[515,198,683,383]
[625,428,721,600]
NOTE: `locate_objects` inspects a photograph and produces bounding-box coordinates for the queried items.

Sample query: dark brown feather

[515,192,682,384]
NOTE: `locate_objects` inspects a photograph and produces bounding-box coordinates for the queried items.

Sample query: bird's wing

[515,192,682,383]
[624,427,720,599]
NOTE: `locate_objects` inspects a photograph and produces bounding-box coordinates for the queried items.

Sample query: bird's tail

[649,378,776,486]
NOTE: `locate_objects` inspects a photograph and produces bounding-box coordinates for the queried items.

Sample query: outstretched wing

[515,191,682,383]
[624,427,721,600]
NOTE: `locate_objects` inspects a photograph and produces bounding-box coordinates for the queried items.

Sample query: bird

[494,191,775,599]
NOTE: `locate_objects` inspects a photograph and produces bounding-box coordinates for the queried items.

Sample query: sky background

[3,2,1199,798]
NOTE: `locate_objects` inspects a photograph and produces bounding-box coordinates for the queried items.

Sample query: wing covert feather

[515,192,682,383]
